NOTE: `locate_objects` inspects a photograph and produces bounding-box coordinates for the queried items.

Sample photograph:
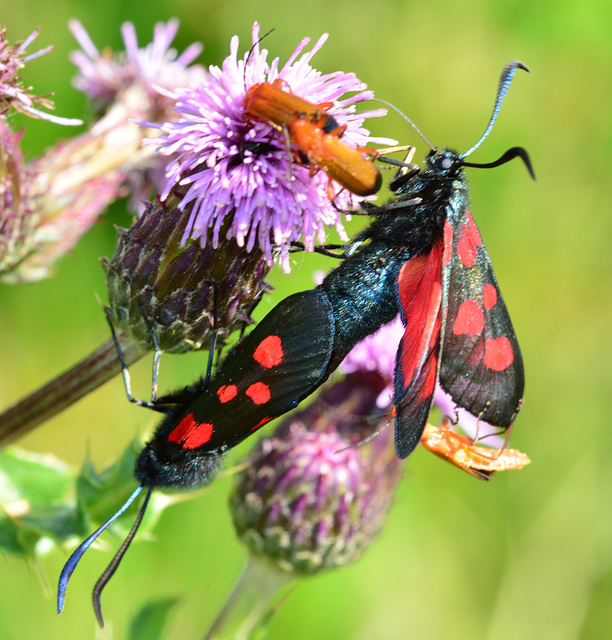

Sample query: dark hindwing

[393,239,444,458]
[439,207,524,428]
[172,290,335,452]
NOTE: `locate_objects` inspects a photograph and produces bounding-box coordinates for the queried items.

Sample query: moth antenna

[92,487,153,628]
[57,484,145,615]
[369,98,436,151]
[462,146,536,180]
[461,61,530,159]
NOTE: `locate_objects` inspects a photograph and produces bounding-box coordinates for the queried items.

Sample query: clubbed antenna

[461,60,530,159]
[92,487,153,627]
[57,485,146,618]
[462,146,536,180]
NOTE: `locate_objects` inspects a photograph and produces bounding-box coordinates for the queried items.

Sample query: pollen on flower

[147,22,395,273]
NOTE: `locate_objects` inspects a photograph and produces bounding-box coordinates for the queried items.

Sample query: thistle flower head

[149,22,394,272]
[230,318,402,574]
[0,26,81,125]
[69,18,206,114]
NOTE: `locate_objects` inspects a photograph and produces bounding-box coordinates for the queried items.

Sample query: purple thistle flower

[148,22,394,272]
[69,18,206,112]
[0,26,81,125]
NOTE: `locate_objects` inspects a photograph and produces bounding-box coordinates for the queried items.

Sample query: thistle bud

[102,190,270,353]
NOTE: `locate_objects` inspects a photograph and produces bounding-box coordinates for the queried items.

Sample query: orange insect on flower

[244,79,382,197]
[421,423,530,480]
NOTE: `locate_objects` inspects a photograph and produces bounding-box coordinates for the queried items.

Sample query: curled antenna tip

[509,60,531,73]
[56,485,144,617]
[461,60,531,159]
[462,146,535,180]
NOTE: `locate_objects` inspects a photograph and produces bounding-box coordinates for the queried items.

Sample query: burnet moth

[57,290,337,626]
[381,61,532,458]
[244,78,383,197]
[57,61,532,625]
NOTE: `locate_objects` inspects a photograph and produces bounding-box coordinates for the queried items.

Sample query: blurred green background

[1,0,611,638]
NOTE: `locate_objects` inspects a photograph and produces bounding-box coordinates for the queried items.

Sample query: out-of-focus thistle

[209,314,530,636]
[205,322,402,638]
[0,26,82,280]
[0,26,80,122]
[0,20,206,283]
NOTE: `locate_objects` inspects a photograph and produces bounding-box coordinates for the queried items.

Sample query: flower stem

[203,554,294,640]
[0,331,146,447]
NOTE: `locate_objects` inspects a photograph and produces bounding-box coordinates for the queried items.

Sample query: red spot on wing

[483,284,498,310]
[251,416,273,431]
[253,335,283,368]
[183,423,214,449]
[246,382,271,405]
[443,220,453,267]
[168,413,214,449]
[466,211,482,247]
[168,413,197,444]
[483,337,514,371]
[217,384,238,403]
[453,300,485,336]
[456,225,478,268]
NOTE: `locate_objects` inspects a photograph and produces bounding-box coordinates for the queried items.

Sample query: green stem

[0,331,146,447]
[204,554,294,640]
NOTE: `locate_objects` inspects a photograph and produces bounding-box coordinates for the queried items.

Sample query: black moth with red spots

[390,145,528,457]
[58,61,532,627]
[136,290,335,488]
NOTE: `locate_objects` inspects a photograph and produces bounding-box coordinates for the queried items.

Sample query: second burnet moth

[58,60,533,625]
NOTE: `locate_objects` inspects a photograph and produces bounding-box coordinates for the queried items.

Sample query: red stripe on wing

[393,239,444,458]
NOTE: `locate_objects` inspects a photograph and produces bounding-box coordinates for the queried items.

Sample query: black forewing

[439,206,524,428]
[185,289,335,450]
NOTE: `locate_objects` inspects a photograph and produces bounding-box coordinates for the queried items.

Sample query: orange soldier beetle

[421,421,530,480]
[243,79,382,197]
